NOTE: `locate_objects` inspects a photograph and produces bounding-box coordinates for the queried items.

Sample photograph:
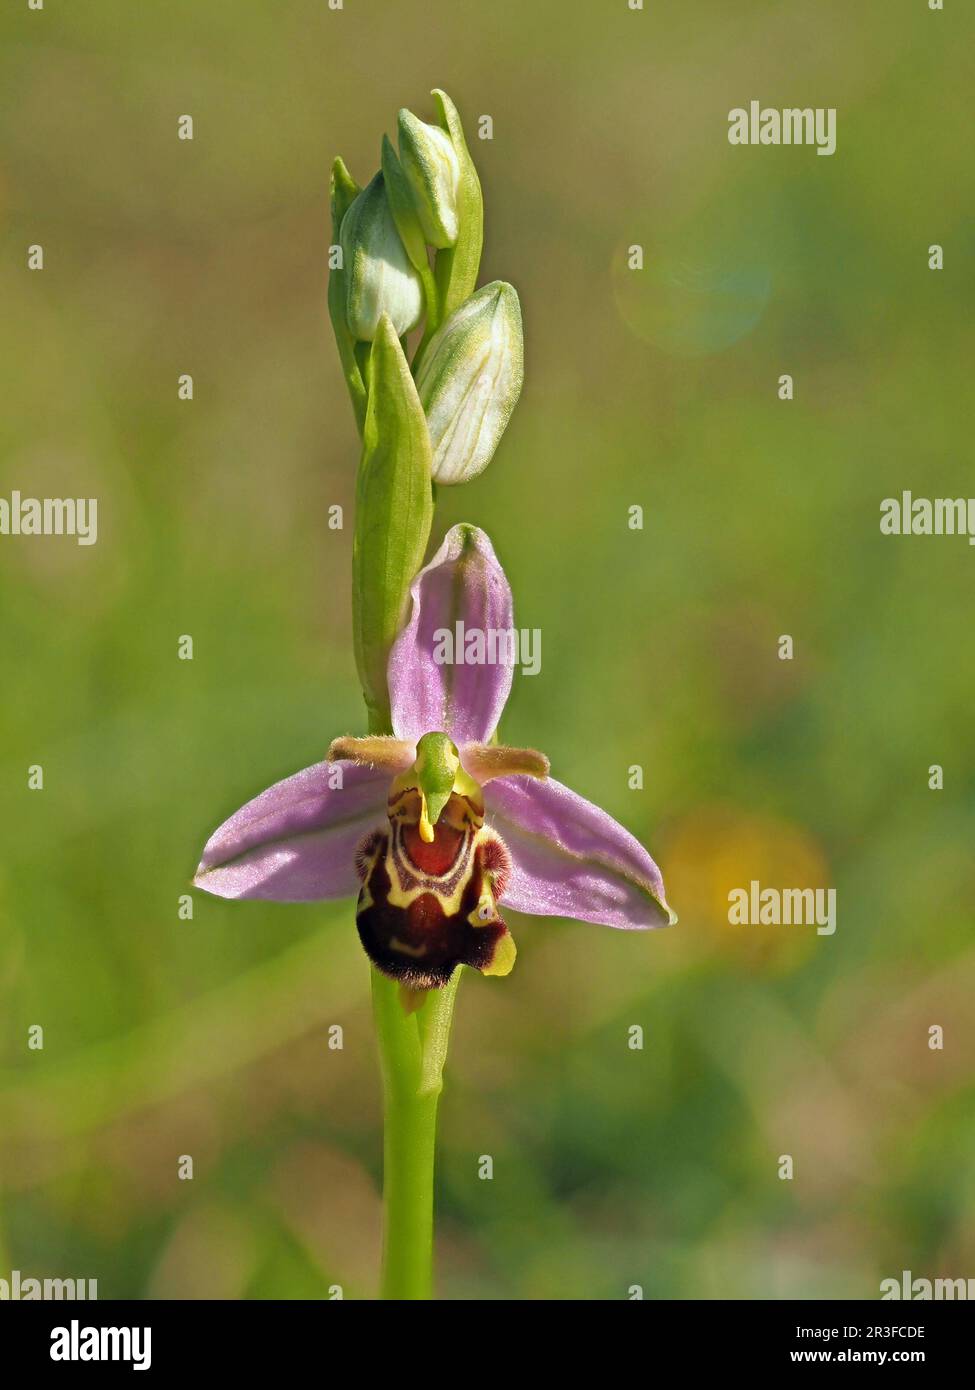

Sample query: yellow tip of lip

[481,931,517,978]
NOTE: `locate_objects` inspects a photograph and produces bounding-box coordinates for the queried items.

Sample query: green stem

[371,968,461,1299]
[411,263,441,374]
[355,330,448,1296]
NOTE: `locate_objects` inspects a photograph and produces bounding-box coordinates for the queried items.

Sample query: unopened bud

[397,109,461,249]
[416,281,523,484]
[340,172,424,341]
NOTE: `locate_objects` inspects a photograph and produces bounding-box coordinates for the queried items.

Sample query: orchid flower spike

[194,525,675,990]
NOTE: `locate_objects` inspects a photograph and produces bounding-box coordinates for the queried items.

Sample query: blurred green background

[1,0,973,1300]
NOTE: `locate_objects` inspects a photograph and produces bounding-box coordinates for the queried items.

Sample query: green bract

[352,315,434,732]
[397,109,461,249]
[327,157,368,432]
[416,281,524,485]
[341,173,424,342]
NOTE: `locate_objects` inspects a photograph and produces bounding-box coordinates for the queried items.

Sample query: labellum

[355,744,516,989]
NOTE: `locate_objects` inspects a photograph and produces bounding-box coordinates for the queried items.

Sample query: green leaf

[352,316,434,732]
[327,156,368,433]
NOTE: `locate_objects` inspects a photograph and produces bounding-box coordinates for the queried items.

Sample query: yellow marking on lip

[469,894,497,927]
[356,840,385,912]
[386,876,468,916]
[482,931,517,977]
[385,830,475,916]
[390,936,428,958]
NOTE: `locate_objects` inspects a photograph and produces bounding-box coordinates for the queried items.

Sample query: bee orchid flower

[194,524,675,988]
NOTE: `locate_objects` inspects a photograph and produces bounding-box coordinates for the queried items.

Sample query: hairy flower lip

[194,524,674,950]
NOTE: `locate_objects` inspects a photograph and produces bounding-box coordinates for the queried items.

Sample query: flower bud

[340,172,424,341]
[415,281,523,485]
[397,109,461,249]
[380,135,428,272]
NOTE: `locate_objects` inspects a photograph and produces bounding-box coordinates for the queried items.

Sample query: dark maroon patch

[355,831,508,989]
